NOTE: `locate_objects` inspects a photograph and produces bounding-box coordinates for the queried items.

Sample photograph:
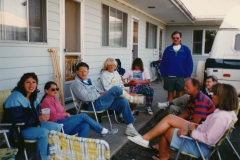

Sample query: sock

[101,128,108,134]
[169,102,174,106]
[119,113,123,118]
[127,123,134,129]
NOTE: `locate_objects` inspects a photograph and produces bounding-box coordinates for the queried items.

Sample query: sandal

[147,145,158,151]
[152,154,159,160]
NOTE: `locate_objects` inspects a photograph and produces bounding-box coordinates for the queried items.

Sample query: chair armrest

[0,123,25,127]
[180,135,194,140]
[0,130,9,133]
[180,135,215,147]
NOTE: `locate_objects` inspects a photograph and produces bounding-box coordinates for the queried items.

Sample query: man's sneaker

[147,106,153,115]
[125,127,140,136]
[156,102,169,110]
[102,128,118,137]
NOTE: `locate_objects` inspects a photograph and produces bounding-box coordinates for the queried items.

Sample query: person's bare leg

[142,115,188,141]
[176,91,183,98]
[158,128,175,160]
[167,92,174,101]
[151,128,174,160]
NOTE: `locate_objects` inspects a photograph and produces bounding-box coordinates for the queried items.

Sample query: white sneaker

[125,127,140,136]
[147,106,153,115]
[127,136,149,148]
[156,102,169,110]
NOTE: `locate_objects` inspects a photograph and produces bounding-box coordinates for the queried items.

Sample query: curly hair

[131,58,144,72]
[212,83,238,111]
[13,72,39,106]
[40,81,58,103]
[102,58,117,71]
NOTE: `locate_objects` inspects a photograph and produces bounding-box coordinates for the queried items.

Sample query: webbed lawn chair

[48,130,110,160]
[174,122,240,160]
[0,90,64,160]
[0,90,36,160]
[0,129,18,160]
[70,88,113,128]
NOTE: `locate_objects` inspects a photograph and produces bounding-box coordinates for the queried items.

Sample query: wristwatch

[188,130,192,136]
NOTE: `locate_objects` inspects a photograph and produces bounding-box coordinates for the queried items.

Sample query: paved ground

[15,80,240,159]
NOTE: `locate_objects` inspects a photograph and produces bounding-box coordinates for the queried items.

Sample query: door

[132,19,139,61]
[64,0,82,102]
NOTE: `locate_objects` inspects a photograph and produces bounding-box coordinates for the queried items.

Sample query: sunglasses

[51,87,59,91]
[172,37,180,39]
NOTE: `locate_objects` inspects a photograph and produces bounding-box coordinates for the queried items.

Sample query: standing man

[160,31,193,101]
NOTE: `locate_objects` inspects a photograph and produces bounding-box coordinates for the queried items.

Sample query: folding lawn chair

[70,88,113,128]
[150,60,162,83]
[174,122,240,160]
[0,90,64,160]
[0,129,18,160]
[48,130,110,160]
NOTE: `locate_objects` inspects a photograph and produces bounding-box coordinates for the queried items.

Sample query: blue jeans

[21,122,61,160]
[55,113,103,138]
[89,86,134,125]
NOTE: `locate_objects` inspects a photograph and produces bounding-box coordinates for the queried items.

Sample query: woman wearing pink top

[41,81,117,138]
[127,83,238,160]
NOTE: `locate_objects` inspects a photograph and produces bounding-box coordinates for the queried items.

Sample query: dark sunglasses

[51,87,59,91]
[172,37,180,39]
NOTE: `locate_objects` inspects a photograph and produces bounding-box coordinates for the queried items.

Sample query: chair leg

[24,148,28,160]
[114,111,121,123]
[175,139,186,160]
[226,137,240,159]
[106,110,113,129]
[217,150,222,160]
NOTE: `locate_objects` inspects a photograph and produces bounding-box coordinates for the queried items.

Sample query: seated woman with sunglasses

[128,83,238,160]
[40,81,118,138]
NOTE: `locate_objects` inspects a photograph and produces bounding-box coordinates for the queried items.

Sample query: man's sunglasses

[51,87,59,91]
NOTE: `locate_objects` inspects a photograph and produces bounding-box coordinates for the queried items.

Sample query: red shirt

[187,91,215,120]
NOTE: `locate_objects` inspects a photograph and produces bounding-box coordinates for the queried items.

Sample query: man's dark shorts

[163,76,184,92]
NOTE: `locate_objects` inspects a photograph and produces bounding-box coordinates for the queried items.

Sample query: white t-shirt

[122,67,150,81]
[173,44,181,52]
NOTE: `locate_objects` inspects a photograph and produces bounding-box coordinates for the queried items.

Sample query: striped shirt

[187,91,215,121]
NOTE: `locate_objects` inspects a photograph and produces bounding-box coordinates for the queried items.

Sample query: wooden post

[48,49,66,108]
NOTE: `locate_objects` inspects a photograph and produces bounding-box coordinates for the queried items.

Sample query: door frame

[60,0,85,102]
[131,16,139,63]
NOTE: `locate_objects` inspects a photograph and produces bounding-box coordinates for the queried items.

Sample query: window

[192,30,217,55]
[102,4,127,47]
[235,34,240,51]
[0,0,47,42]
[146,22,157,49]
[65,0,80,52]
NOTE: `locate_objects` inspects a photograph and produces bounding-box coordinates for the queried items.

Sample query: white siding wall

[165,25,219,77]
[0,0,60,99]
[83,0,166,84]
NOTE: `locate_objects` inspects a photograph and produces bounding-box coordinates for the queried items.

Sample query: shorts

[170,128,210,157]
[163,77,184,92]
